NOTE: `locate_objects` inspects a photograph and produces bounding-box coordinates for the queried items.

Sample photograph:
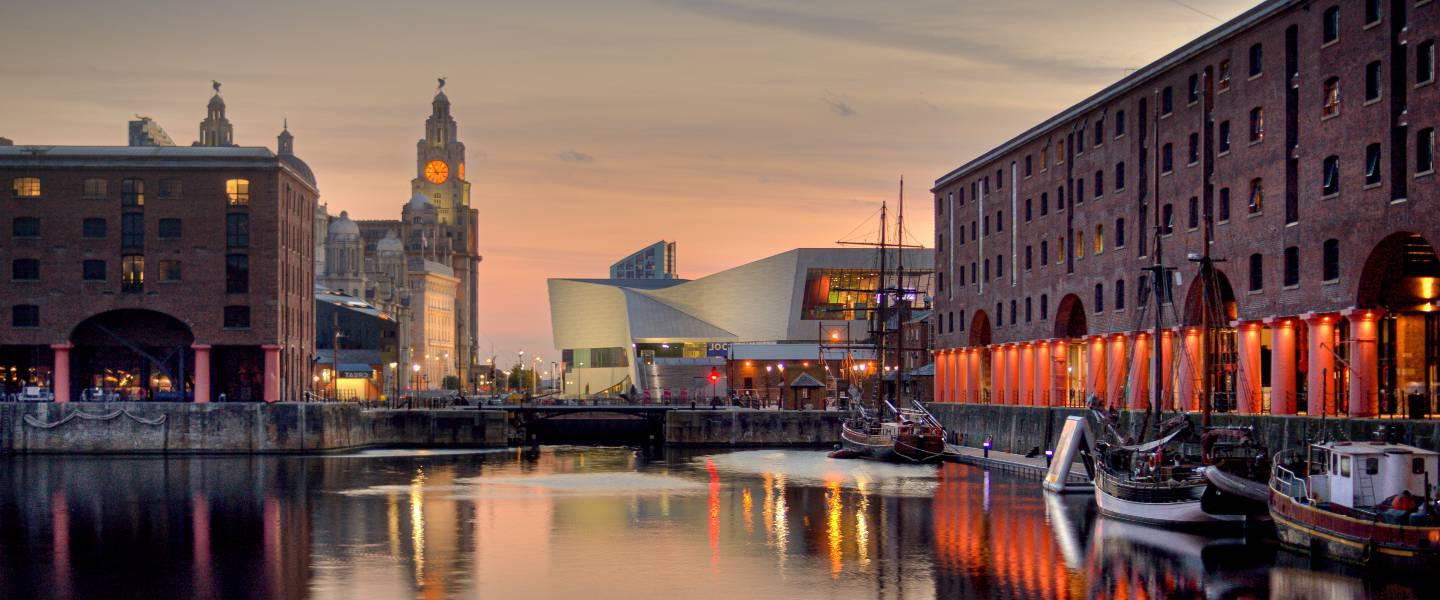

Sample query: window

[996,303,1003,326]
[1138,275,1150,306]
[225,254,249,294]
[12,259,39,281]
[121,178,144,206]
[1076,231,1085,258]
[958,310,966,331]
[1095,224,1104,254]
[83,259,106,281]
[1248,43,1263,77]
[82,178,107,199]
[12,305,38,328]
[1115,162,1126,191]
[1365,61,1382,102]
[1340,455,1352,478]
[12,177,40,198]
[1040,146,1048,171]
[1323,155,1341,195]
[996,169,1003,189]
[226,179,251,206]
[1161,86,1174,114]
[1025,155,1033,177]
[1162,143,1174,173]
[1249,253,1264,291]
[1249,179,1264,213]
[1188,133,1199,164]
[1188,74,1200,104]
[12,217,38,238]
[1414,457,1426,475]
[959,265,965,286]
[1115,110,1126,137]
[1057,140,1065,162]
[1094,283,1105,313]
[227,214,249,248]
[157,218,182,239]
[1162,203,1174,234]
[1076,129,1086,152]
[158,178,183,200]
[1188,196,1199,229]
[159,259,182,282]
[1058,187,1065,211]
[121,213,144,248]
[1419,128,1435,174]
[1041,192,1049,216]
[984,259,990,281]
[1323,7,1340,44]
[1219,187,1232,221]
[1057,236,1066,262]
[996,255,1004,278]
[1010,300,1016,325]
[1025,245,1033,270]
[1218,121,1231,153]
[1284,246,1300,287]
[1094,170,1104,197]
[1040,240,1049,266]
[983,215,989,236]
[1115,218,1126,247]
[1366,143,1382,185]
[82,218,105,238]
[1116,279,1127,310]
[1076,178,1085,204]
[223,306,251,329]
[1420,41,1436,84]
[121,255,143,292]
[1365,0,1381,25]
[1218,60,1232,91]
[1323,239,1340,281]
[1040,294,1048,319]
[1026,297,1033,322]
[996,210,1004,232]
[1323,77,1341,116]
[970,262,976,284]
[1249,107,1265,142]
[1026,197,1033,221]
[1095,116,1105,146]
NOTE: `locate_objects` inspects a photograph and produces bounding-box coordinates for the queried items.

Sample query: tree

[506,365,537,390]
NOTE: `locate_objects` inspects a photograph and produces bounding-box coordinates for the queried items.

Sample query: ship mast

[895,177,905,407]
[875,199,888,412]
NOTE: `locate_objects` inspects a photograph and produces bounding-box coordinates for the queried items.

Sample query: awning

[336,363,375,379]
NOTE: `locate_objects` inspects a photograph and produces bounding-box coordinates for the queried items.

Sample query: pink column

[1127,333,1150,410]
[262,344,282,403]
[992,345,1006,404]
[1108,335,1128,409]
[951,350,964,403]
[192,343,212,404]
[1304,313,1337,416]
[1050,340,1068,406]
[1008,344,1022,405]
[1019,343,1034,406]
[968,349,982,404]
[932,351,945,402]
[1176,328,1200,412]
[1234,321,1263,414]
[1266,318,1298,415]
[50,343,72,403]
[1087,336,1106,406]
[1161,330,1175,411]
[1344,309,1384,417]
[1035,341,1052,406]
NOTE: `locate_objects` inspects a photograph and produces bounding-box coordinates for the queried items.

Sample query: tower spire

[195,81,235,147]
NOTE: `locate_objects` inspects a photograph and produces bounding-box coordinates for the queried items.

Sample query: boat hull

[1269,490,1440,570]
[840,426,944,464]
[1095,468,1242,526]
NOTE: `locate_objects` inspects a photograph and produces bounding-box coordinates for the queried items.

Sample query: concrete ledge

[664,409,844,446]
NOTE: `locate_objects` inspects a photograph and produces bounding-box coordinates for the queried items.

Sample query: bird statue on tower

[437,77,446,91]
[212,80,221,94]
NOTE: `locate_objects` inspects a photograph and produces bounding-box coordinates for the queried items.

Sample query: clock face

[424,160,449,184]
[458,162,466,181]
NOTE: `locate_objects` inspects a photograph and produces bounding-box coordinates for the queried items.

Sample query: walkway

[945,444,1091,485]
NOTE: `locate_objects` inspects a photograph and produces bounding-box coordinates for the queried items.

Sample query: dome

[377,230,404,252]
[328,211,360,238]
[208,93,225,110]
[279,154,317,188]
[405,191,431,212]
[433,90,449,106]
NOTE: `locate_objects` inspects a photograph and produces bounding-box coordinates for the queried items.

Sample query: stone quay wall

[664,410,845,446]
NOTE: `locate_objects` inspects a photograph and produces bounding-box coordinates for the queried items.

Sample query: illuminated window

[799,269,883,320]
[122,255,143,292]
[82,178,107,199]
[1094,224,1104,254]
[1075,231,1085,259]
[1057,236,1066,262]
[12,177,40,198]
[1249,107,1265,142]
[1323,77,1340,116]
[1249,179,1264,213]
[226,179,251,206]
[121,178,144,206]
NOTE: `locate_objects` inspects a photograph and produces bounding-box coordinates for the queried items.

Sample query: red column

[1266,318,1298,415]
[1128,333,1150,410]
[1019,343,1034,406]
[1303,313,1337,416]
[192,343,212,404]
[1008,343,1022,405]
[1087,336,1106,406]
[262,344,282,403]
[1234,321,1263,414]
[1035,341,1052,406]
[1050,340,1068,406]
[1161,330,1175,411]
[992,345,1006,404]
[1176,328,1200,412]
[968,349,982,404]
[1344,309,1384,417]
[50,343,72,403]
[1107,335,1128,409]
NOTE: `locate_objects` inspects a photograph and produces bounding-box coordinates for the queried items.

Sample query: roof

[933,0,1293,189]
[316,349,384,365]
[1320,442,1440,456]
[729,343,875,361]
[788,372,825,388]
[0,144,319,193]
[315,287,392,320]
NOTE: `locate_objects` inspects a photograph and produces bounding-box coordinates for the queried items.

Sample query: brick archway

[68,309,195,402]
[968,310,992,347]
[1052,293,1087,338]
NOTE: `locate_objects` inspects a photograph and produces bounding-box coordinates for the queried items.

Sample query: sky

[0,0,1259,358]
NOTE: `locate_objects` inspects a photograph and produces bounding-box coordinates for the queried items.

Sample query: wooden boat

[840,404,945,464]
[1090,412,1249,526]
[1269,440,1440,569]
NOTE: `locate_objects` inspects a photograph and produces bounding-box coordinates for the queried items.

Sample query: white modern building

[549,247,931,399]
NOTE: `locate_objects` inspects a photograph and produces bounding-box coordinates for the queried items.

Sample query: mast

[876,199,888,410]
[1199,68,1214,428]
[896,177,905,406]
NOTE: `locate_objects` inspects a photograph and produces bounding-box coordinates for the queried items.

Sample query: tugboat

[1269,436,1440,569]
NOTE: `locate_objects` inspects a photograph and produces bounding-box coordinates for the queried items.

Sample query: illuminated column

[1107,335,1128,409]
[1234,321,1263,414]
[1087,336,1106,405]
[1161,330,1175,411]
[932,351,945,402]
[992,344,1007,404]
[1127,333,1150,410]
[1050,340,1067,406]
[968,349,982,404]
[950,350,963,403]
[1035,341,1051,406]
[50,343,72,403]
[1344,309,1384,417]
[1176,328,1200,412]
[1019,343,1034,406]
[1008,343,1022,405]
[1303,313,1337,416]
[192,344,212,404]
[262,344,282,403]
[1266,317,1298,415]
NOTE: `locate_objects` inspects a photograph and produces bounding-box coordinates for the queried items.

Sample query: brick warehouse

[931,0,1440,418]
[0,89,317,403]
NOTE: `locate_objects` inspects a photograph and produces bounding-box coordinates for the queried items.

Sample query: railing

[1271,464,1308,500]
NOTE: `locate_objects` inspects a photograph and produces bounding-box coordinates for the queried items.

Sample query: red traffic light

[708,369,719,383]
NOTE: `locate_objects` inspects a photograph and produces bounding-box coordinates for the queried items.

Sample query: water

[0,447,1425,599]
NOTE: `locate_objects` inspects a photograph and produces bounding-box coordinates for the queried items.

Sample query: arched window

[1322,6,1340,45]
[1284,246,1300,287]
[1115,279,1126,310]
[1094,283,1105,313]
[1249,179,1264,214]
[1115,218,1126,247]
[1322,239,1340,282]
[1094,224,1104,254]
[1248,43,1263,77]
[1323,77,1340,117]
[1249,253,1264,291]
[1249,107,1265,142]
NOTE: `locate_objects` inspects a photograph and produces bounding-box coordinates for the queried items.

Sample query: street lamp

[412,363,421,393]
[389,361,398,405]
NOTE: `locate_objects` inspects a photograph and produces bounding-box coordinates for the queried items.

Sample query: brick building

[932,0,1440,418]
[0,88,317,403]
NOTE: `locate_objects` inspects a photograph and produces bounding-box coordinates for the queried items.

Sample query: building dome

[405,191,431,212]
[208,93,225,110]
[377,230,404,253]
[280,154,317,188]
[433,90,449,106]
[328,210,360,238]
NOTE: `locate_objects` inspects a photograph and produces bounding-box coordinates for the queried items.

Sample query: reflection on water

[0,447,1423,599]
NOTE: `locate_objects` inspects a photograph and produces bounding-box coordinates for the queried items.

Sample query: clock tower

[412,84,470,224]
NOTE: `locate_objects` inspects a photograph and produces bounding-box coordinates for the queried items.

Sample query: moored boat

[840,404,945,464]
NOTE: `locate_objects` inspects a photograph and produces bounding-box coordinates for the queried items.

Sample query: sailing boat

[838,178,946,464]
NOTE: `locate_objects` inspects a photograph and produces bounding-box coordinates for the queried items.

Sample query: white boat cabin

[1307,442,1439,509]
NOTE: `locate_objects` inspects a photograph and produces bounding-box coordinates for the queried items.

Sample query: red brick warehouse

[931,0,1440,418]
[0,87,317,403]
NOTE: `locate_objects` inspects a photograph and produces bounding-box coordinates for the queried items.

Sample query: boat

[1091,411,1243,525]
[840,402,946,463]
[1269,438,1440,569]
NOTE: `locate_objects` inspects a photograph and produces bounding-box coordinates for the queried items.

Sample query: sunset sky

[1,0,1257,359]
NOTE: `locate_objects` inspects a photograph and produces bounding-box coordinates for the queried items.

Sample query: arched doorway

[968,311,993,403]
[70,310,194,401]
[1181,264,1239,413]
[1053,294,1088,406]
[1356,232,1440,416]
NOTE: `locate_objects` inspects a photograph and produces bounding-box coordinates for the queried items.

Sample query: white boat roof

[1318,441,1439,456]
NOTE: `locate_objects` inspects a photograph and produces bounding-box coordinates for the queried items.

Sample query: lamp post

[388,361,398,406]
[411,363,421,395]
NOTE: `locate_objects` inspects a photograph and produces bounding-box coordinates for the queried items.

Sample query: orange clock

[424,160,449,184]
[458,162,466,181]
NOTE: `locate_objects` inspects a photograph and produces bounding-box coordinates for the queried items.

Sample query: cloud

[823,92,855,117]
[555,150,595,163]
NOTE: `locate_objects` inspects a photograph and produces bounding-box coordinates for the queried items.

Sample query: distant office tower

[127,116,175,147]
[609,241,677,279]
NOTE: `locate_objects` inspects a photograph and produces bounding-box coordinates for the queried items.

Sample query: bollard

[983,436,992,459]
[1045,448,1054,467]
